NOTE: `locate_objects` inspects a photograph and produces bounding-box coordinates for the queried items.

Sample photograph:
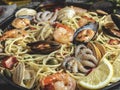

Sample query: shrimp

[0,29,27,41]
[78,16,95,28]
[41,72,76,90]
[12,18,30,29]
[108,39,120,45]
[53,23,74,44]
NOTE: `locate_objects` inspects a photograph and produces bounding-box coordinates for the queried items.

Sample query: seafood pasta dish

[0,2,120,90]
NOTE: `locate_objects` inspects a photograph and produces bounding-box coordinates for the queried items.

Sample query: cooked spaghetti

[0,5,120,90]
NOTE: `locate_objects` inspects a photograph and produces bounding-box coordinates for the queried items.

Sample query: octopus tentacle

[80,48,93,55]
[67,59,75,72]
[75,44,87,57]
[81,54,98,65]
[50,10,58,22]
[77,61,89,73]
[41,11,51,21]
[72,61,78,73]
[36,12,42,21]
[62,56,75,68]
[81,60,96,68]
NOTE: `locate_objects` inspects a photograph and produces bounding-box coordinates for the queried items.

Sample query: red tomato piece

[2,56,18,69]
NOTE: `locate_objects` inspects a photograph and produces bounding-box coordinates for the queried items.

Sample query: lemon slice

[78,58,113,89]
[111,55,120,82]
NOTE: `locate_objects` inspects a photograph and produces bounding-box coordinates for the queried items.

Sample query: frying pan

[0,1,119,90]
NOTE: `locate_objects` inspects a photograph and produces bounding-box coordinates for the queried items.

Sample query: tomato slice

[2,56,18,69]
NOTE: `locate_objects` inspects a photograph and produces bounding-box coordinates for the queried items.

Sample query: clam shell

[15,8,37,17]
[94,42,106,58]
[12,62,35,89]
[87,42,102,61]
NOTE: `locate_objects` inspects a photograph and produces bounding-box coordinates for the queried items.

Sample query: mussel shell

[27,40,61,54]
[65,0,90,3]
[90,1,115,14]
[103,26,120,38]
[103,14,120,38]
[73,22,99,44]
[111,14,120,30]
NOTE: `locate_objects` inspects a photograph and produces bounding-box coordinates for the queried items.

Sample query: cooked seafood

[41,72,76,90]
[72,6,87,15]
[103,14,120,38]
[62,45,98,74]
[27,40,61,54]
[87,42,102,61]
[111,14,120,29]
[75,44,88,57]
[108,39,120,45]
[35,10,58,23]
[53,23,74,44]
[15,8,37,17]
[77,16,95,28]
[57,7,75,21]
[90,1,115,14]
[12,18,30,29]
[57,6,87,21]
[93,42,106,58]
[0,29,27,41]
[0,4,120,90]
[73,22,98,44]
[12,62,36,89]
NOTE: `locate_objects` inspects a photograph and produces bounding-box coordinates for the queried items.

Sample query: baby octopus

[62,44,99,74]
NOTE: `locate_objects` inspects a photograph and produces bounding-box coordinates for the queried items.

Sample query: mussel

[27,40,61,54]
[103,14,120,38]
[90,1,115,15]
[73,22,98,44]
[65,0,90,3]
[111,14,120,30]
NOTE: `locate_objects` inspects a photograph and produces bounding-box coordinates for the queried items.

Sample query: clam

[73,22,98,44]
[12,62,35,89]
[103,14,120,38]
[15,8,37,20]
[15,8,37,17]
[57,6,75,21]
[27,40,61,54]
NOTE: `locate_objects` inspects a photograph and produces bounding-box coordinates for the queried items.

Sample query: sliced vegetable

[2,56,18,69]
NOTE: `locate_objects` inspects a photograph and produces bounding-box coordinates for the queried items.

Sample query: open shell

[103,14,120,38]
[73,22,99,44]
[12,62,36,89]
[27,40,61,54]
[15,8,37,18]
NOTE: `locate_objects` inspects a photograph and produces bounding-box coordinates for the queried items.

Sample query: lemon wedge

[78,58,113,90]
[111,55,120,82]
